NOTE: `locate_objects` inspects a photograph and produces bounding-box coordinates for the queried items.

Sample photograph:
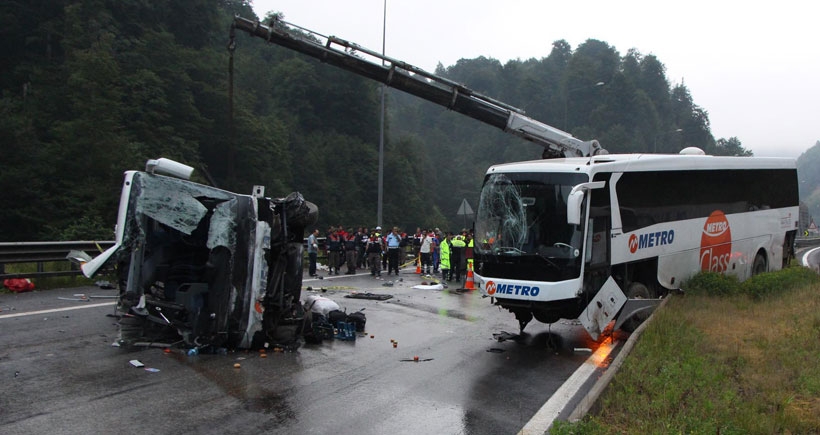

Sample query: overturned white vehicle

[82,158,317,349]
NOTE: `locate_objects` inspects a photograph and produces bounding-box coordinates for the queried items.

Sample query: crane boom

[232,15,606,158]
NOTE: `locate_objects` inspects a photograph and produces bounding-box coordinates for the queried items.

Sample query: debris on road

[58,296,89,302]
[95,280,115,289]
[412,282,444,290]
[492,331,520,342]
[129,359,145,368]
[400,356,434,362]
[344,292,392,300]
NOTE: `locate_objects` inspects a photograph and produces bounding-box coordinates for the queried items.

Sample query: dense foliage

[797,141,820,221]
[1,0,755,241]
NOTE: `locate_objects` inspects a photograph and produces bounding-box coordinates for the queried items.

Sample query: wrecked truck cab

[83,159,317,350]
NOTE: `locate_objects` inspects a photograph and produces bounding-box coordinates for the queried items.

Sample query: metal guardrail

[0,241,115,279]
[795,237,820,248]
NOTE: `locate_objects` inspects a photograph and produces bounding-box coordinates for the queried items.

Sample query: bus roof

[485,153,796,175]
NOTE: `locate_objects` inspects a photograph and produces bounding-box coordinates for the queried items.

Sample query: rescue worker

[465,230,474,277]
[439,232,452,281]
[358,227,369,269]
[344,229,358,274]
[419,229,436,275]
[450,230,466,282]
[386,227,402,275]
[307,228,319,277]
[431,229,441,275]
[327,227,342,275]
[366,229,385,278]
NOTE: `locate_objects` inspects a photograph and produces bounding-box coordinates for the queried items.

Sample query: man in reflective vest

[439,232,452,281]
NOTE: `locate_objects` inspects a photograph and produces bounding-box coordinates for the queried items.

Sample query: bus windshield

[475,172,588,267]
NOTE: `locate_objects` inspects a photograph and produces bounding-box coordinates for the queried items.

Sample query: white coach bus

[473,150,799,339]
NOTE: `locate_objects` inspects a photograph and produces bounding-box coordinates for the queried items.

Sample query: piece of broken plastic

[344,292,393,300]
[129,359,144,368]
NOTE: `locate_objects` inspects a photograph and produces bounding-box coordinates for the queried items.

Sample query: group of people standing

[306,226,474,282]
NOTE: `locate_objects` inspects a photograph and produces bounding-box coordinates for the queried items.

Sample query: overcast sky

[251,0,819,158]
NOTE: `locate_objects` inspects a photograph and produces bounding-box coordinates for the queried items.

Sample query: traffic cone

[464,262,475,290]
[415,256,421,274]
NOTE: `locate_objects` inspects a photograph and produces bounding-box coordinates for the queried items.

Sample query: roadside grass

[552,266,820,434]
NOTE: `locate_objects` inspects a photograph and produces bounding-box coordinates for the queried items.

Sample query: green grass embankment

[553,267,820,434]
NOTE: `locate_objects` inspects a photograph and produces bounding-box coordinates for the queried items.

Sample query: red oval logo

[485,280,496,295]
[700,210,731,272]
[628,234,638,253]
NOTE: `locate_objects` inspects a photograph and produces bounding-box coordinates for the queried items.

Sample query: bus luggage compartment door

[579,276,626,340]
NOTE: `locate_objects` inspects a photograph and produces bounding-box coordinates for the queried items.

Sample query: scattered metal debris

[129,359,145,368]
[492,331,520,342]
[344,292,392,300]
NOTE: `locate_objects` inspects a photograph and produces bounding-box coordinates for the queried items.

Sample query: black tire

[621,281,652,333]
[752,253,767,276]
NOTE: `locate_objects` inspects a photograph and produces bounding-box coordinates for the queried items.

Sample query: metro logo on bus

[700,210,732,272]
[628,230,675,254]
[484,280,540,297]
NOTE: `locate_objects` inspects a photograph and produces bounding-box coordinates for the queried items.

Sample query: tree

[714,137,753,156]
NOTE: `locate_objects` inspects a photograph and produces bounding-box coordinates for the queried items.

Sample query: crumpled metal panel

[134,175,232,236]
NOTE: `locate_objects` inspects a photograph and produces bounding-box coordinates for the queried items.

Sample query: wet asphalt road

[0,267,610,435]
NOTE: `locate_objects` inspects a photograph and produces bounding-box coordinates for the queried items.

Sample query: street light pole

[377,0,386,228]
[564,81,604,131]
[653,128,683,153]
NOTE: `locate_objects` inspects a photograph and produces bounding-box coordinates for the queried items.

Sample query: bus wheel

[621,282,651,332]
[752,253,767,276]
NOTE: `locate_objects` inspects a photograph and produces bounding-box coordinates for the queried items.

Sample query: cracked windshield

[475,172,587,264]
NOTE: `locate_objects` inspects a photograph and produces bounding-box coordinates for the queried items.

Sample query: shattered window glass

[475,172,587,260]
[136,174,232,235]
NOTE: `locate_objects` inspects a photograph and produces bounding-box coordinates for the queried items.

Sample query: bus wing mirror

[567,181,606,225]
[567,191,585,225]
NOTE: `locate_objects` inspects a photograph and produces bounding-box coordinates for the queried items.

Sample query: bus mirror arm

[567,181,606,225]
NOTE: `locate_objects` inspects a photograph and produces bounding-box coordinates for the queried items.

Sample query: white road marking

[0,302,116,319]
[802,246,820,267]
[518,338,618,434]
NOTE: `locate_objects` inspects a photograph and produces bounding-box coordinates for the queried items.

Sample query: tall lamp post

[653,128,683,153]
[564,81,604,131]
[377,0,386,228]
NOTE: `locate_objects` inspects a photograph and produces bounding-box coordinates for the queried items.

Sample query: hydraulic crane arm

[232,15,606,158]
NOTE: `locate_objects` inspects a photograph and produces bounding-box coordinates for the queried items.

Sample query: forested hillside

[1,0,754,242]
[797,141,820,221]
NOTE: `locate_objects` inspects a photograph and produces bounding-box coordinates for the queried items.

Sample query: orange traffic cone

[415,256,421,274]
[464,262,475,290]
